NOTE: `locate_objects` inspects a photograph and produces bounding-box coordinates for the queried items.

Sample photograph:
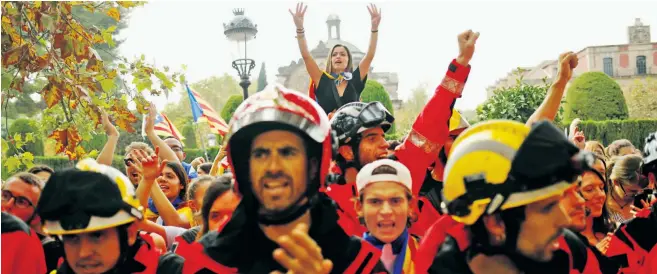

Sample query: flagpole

[184,82,210,162]
[196,122,209,162]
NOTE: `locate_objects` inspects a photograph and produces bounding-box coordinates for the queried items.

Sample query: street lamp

[224,8,257,99]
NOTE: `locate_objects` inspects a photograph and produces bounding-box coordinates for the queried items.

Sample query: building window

[637,55,647,75]
[603,57,613,76]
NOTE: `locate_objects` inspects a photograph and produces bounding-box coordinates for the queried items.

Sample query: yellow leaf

[4,156,22,173]
[117,1,140,8]
[21,152,35,168]
[106,7,120,21]
[25,132,35,143]
[1,15,10,24]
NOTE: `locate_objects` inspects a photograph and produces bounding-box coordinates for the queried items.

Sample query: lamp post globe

[224,8,257,99]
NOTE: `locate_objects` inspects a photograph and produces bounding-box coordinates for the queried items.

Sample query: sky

[118,0,657,111]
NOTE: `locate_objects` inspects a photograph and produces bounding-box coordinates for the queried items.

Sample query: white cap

[356,159,413,193]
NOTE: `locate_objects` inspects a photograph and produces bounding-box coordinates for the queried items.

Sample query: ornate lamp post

[224,8,257,99]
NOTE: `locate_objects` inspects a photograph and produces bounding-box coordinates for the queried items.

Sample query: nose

[266,154,283,174]
[380,201,393,215]
[78,238,96,258]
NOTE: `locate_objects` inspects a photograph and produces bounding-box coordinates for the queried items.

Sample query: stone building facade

[487,18,657,98]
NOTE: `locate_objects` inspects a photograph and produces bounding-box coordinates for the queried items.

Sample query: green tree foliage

[561,119,657,149]
[360,80,396,136]
[1,1,183,172]
[257,62,268,92]
[6,118,44,157]
[182,121,198,149]
[70,5,130,64]
[221,95,244,123]
[563,72,629,122]
[477,76,555,123]
[394,83,428,138]
[625,77,657,119]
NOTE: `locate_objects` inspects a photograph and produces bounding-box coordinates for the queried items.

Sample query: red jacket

[1,212,47,274]
[326,59,471,237]
[606,202,657,274]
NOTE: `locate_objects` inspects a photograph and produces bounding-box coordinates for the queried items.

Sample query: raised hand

[367,3,381,31]
[100,108,119,136]
[271,223,333,274]
[132,147,167,182]
[456,30,480,66]
[288,3,307,29]
[190,157,206,169]
[145,102,157,132]
[557,51,579,83]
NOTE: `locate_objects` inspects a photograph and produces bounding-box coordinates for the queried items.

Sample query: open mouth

[130,172,139,180]
[377,221,396,229]
[158,184,170,192]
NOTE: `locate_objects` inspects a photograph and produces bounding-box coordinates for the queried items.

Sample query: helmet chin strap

[257,193,311,226]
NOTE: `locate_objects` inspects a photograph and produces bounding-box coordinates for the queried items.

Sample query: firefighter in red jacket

[1,211,47,274]
[179,85,388,274]
[326,29,479,237]
[422,119,598,274]
[36,159,183,273]
[605,131,657,274]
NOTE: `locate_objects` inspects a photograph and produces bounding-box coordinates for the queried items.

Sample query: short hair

[198,163,212,174]
[124,142,154,155]
[186,175,214,202]
[27,165,54,175]
[371,164,398,175]
[606,139,635,158]
[4,172,44,191]
[388,140,401,151]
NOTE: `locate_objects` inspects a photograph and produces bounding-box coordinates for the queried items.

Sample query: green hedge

[560,119,657,149]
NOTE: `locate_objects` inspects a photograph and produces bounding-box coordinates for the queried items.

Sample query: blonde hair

[585,140,607,160]
[606,139,635,158]
[324,44,353,74]
[608,154,647,188]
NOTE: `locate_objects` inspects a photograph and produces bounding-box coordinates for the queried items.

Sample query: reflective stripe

[443,138,517,181]
[407,130,441,154]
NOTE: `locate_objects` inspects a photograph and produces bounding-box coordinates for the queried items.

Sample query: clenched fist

[456,29,479,66]
[556,51,579,84]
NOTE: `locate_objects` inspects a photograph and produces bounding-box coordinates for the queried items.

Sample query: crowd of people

[2,3,657,274]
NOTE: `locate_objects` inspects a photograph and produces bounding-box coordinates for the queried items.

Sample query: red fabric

[1,229,47,274]
[132,234,163,274]
[556,236,602,274]
[178,242,239,274]
[607,225,646,274]
[326,60,471,239]
[325,182,367,237]
[415,215,459,273]
[409,197,443,237]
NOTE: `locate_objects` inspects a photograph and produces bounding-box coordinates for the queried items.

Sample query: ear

[338,145,354,161]
[355,198,363,218]
[126,222,140,246]
[482,213,506,243]
[188,200,199,213]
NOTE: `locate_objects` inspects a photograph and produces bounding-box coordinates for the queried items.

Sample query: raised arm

[96,109,120,165]
[290,3,322,88]
[144,103,181,164]
[526,52,578,126]
[358,3,381,80]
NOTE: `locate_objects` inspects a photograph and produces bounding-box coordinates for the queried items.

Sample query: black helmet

[330,101,394,146]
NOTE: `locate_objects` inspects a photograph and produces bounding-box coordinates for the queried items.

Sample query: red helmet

[224,84,335,224]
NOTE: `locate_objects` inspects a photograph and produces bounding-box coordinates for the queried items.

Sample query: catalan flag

[142,112,184,142]
[185,84,228,136]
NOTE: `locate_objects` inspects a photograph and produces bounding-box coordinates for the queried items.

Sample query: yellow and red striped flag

[185,84,229,136]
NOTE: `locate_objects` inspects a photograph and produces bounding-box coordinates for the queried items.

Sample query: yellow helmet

[37,159,144,235]
[443,120,579,225]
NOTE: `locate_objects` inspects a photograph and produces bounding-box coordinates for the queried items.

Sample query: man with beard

[177,85,388,274]
[426,119,596,274]
[327,29,479,237]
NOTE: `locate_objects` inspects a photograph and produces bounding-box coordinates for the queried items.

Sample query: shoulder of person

[1,211,31,235]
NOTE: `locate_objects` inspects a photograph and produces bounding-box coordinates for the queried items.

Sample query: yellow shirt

[145,206,195,227]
